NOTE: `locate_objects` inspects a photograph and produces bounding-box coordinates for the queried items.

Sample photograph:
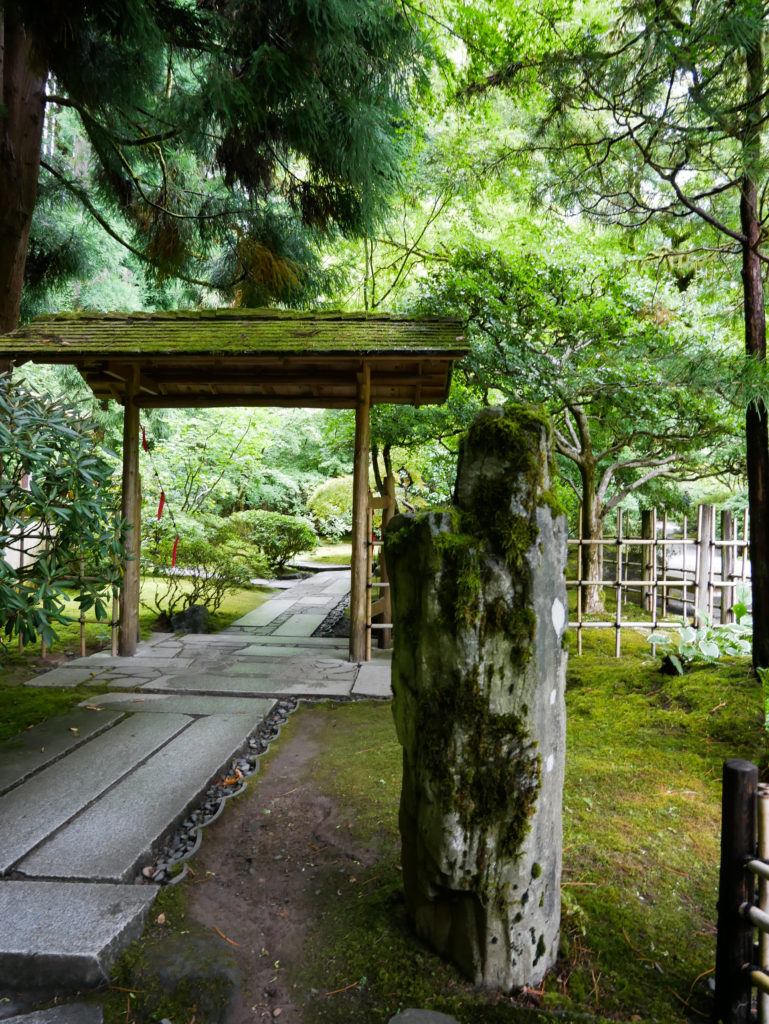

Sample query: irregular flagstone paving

[0,571,391,1000]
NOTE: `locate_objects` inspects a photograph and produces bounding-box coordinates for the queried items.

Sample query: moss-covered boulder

[384,404,567,992]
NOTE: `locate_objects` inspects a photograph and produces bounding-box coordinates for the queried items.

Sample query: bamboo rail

[715,761,769,1024]
[568,504,750,656]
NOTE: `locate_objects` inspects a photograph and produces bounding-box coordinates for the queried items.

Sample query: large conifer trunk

[741,34,769,670]
[741,184,769,670]
[0,15,46,335]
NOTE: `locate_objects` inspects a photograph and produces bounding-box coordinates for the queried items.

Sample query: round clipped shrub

[307,476,354,540]
[226,510,317,569]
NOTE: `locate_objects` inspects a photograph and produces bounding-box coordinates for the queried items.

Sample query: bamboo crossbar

[741,902,769,934]
[751,970,769,998]
[746,859,769,882]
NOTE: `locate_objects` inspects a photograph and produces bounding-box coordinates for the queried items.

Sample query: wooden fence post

[715,759,757,1024]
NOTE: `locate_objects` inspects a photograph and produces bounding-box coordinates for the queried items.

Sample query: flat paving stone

[145,674,353,697]
[0,710,124,797]
[226,658,353,678]
[352,662,392,698]
[221,632,347,648]
[67,655,193,670]
[84,693,275,716]
[105,675,159,689]
[236,644,315,658]
[19,709,272,883]
[0,880,156,989]
[25,667,104,689]
[3,1004,103,1023]
[273,613,328,636]
[0,714,190,875]
[230,600,295,627]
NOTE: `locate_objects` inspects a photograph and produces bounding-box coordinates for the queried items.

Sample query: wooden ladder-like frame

[366,475,396,660]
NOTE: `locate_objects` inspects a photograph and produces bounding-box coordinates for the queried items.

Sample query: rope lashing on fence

[141,425,180,567]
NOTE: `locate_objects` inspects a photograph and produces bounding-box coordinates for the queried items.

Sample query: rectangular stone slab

[83,693,275,716]
[0,713,191,874]
[352,662,392,698]
[18,711,270,882]
[67,655,193,669]
[0,880,156,988]
[230,600,295,627]
[25,666,106,688]
[273,613,328,636]
[144,674,353,697]
[223,634,347,648]
[0,709,124,797]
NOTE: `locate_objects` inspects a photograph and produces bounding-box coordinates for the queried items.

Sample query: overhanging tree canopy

[0,0,429,331]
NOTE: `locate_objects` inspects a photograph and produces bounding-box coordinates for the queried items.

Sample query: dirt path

[185,704,386,1024]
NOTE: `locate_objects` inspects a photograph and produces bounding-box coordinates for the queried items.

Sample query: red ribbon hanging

[171,535,179,568]
[157,490,165,521]
[141,426,149,452]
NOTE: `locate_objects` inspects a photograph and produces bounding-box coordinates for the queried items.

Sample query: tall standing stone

[384,405,567,992]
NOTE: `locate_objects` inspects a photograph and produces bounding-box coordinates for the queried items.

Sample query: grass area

[0,580,274,742]
[295,630,764,1023]
[299,542,352,565]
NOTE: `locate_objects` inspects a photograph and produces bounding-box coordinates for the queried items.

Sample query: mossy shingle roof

[0,308,467,408]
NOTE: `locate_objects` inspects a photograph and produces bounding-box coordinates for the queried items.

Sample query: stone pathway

[0,572,391,1012]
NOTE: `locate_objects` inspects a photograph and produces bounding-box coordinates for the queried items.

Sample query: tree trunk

[741,30,769,670]
[0,14,46,338]
[580,469,605,614]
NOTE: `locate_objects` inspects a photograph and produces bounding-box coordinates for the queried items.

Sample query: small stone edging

[138,698,299,886]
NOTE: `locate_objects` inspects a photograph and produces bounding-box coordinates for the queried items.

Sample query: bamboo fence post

[758,783,769,1024]
[17,528,24,654]
[79,556,86,658]
[576,505,583,656]
[615,511,622,658]
[661,511,669,616]
[651,508,658,627]
[708,505,716,622]
[742,510,750,586]
[715,759,757,1024]
[641,509,653,613]
[722,510,735,623]
[682,513,690,620]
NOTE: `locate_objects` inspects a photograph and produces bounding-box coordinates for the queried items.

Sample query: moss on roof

[0,308,467,358]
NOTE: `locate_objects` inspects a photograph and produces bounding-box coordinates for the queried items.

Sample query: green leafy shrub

[307,476,354,539]
[647,598,752,674]
[224,509,316,570]
[0,375,124,651]
[140,513,257,622]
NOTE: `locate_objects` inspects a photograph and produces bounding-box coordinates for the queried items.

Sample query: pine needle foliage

[10,0,429,305]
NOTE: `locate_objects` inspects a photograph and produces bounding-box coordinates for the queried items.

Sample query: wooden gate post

[715,759,758,1024]
[349,364,371,662]
[118,367,141,657]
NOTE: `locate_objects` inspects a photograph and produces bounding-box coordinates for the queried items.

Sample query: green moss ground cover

[295,631,763,1023]
[0,581,274,741]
